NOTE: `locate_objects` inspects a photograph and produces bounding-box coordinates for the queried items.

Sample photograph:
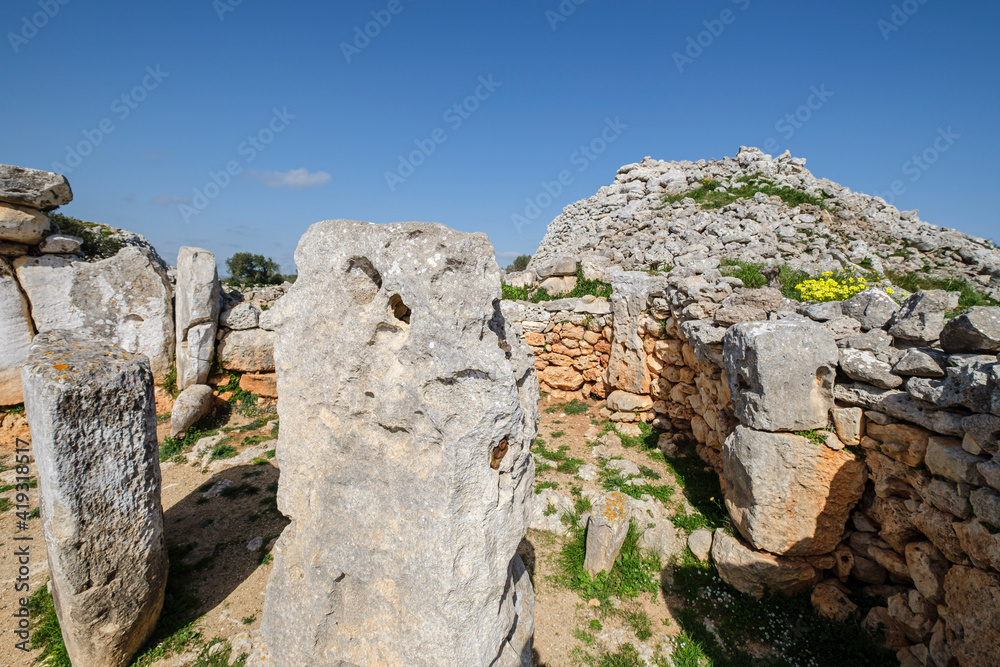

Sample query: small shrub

[208,443,238,462]
[49,213,124,259]
[886,270,999,311]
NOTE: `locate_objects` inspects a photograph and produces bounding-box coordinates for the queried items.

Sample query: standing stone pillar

[175,246,220,389]
[21,331,167,667]
[260,220,537,666]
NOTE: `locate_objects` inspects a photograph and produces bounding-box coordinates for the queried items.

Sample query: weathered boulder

[239,372,277,398]
[842,288,899,331]
[584,491,631,576]
[0,258,35,404]
[925,436,986,485]
[944,566,1000,666]
[538,365,584,391]
[830,407,864,446]
[0,163,73,209]
[723,320,839,431]
[175,247,220,389]
[688,529,713,562]
[13,247,174,381]
[606,272,665,394]
[970,487,1000,528]
[217,329,276,372]
[723,426,867,556]
[834,383,966,437]
[940,306,1000,354]
[169,384,214,438]
[714,304,767,326]
[865,422,931,467]
[259,220,536,666]
[888,290,960,345]
[20,331,166,667]
[220,302,260,330]
[710,530,819,599]
[606,390,653,413]
[536,256,577,278]
[892,348,946,378]
[0,202,51,243]
[964,414,1000,456]
[538,275,576,296]
[840,348,903,389]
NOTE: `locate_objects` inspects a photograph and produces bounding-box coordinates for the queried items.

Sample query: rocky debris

[723,426,867,556]
[20,331,166,667]
[840,349,903,389]
[688,529,713,562]
[944,566,1000,666]
[0,202,52,244]
[606,390,653,413]
[0,163,73,209]
[904,542,949,605]
[175,247,221,389]
[862,606,910,651]
[169,384,214,438]
[888,291,961,346]
[259,220,535,666]
[887,589,937,643]
[811,581,858,622]
[217,329,276,372]
[38,233,83,254]
[530,489,574,535]
[584,491,631,576]
[0,258,35,404]
[842,289,901,331]
[905,355,997,413]
[865,422,931,467]
[940,306,1000,354]
[710,530,820,599]
[14,246,175,381]
[723,320,839,432]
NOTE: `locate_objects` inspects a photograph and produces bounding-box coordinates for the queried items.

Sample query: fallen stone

[530,489,574,535]
[944,566,1000,666]
[217,329,276,372]
[14,247,174,381]
[940,306,1000,354]
[679,319,727,367]
[0,163,73,208]
[175,247,220,389]
[723,320,839,432]
[20,331,166,667]
[585,491,631,576]
[842,288,900,331]
[170,384,214,438]
[38,233,83,254]
[710,530,819,599]
[838,328,893,355]
[840,349,903,389]
[800,301,844,322]
[220,302,260,330]
[723,426,866,556]
[606,390,653,413]
[0,201,51,243]
[892,348,947,378]
[825,316,862,339]
[259,220,536,666]
[688,529,713,562]
[888,290,960,345]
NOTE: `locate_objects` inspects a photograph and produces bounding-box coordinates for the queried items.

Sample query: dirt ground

[0,393,697,667]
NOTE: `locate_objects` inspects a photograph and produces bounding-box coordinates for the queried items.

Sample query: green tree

[506,254,531,272]
[225,253,282,285]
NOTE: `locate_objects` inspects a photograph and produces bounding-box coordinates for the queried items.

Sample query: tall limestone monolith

[175,247,220,389]
[20,331,167,667]
[259,220,537,667]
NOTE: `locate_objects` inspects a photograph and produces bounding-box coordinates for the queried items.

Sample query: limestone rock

[905,356,997,414]
[217,329,276,372]
[862,606,910,651]
[530,489,574,535]
[833,383,966,437]
[842,288,900,331]
[679,319,727,367]
[892,348,947,378]
[175,247,220,389]
[887,590,936,643]
[536,256,577,278]
[970,487,1000,528]
[944,566,1000,666]
[606,390,653,413]
[0,202,51,243]
[964,414,1000,456]
[904,542,948,605]
[723,426,867,556]
[925,436,986,485]
[811,582,858,622]
[0,163,73,208]
[38,233,83,254]
[0,258,35,404]
[14,247,174,381]
[840,349,903,389]
[714,304,766,326]
[606,272,665,394]
[911,504,965,565]
[865,422,930,467]
[259,220,536,666]
[169,384,214,438]
[800,301,844,322]
[723,320,839,432]
[688,529,713,562]
[585,491,631,576]
[538,365,584,391]
[220,302,260,330]
[20,331,166,667]
[538,275,576,296]
[710,530,819,599]
[830,407,864,446]
[888,290,960,345]
[940,306,1000,353]
[239,372,277,398]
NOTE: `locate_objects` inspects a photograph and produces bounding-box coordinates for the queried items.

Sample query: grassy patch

[886,270,999,312]
[208,442,238,462]
[0,498,12,512]
[614,422,659,450]
[502,267,612,303]
[535,443,585,475]
[795,429,827,446]
[49,213,125,259]
[557,522,661,605]
[719,259,812,301]
[545,399,590,415]
[536,480,560,494]
[28,584,72,667]
[663,451,729,533]
[662,175,828,211]
[158,411,231,462]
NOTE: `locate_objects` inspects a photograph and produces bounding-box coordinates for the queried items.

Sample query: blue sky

[2,0,998,274]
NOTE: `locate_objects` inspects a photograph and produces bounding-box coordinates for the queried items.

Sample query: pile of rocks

[1,165,174,406]
[523,147,1000,299]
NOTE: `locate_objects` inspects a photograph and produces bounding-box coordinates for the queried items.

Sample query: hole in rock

[344,257,382,305]
[389,294,410,324]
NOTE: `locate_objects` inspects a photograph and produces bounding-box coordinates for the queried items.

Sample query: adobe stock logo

[7,0,71,54]
[340,0,415,63]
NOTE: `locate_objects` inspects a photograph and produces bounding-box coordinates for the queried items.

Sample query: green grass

[557,522,661,605]
[795,429,827,446]
[158,411,231,462]
[535,443,585,475]
[545,399,590,415]
[886,270,999,312]
[218,483,259,499]
[667,549,898,666]
[662,175,828,211]
[502,267,613,303]
[208,443,238,462]
[719,259,812,301]
[28,585,72,667]
[536,480,560,494]
[0,498,11,512]
[614,422,660,450]
[663,450,730,533]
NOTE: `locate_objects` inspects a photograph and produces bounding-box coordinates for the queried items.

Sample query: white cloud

[153,194,191,207]
[251,168,332,190]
